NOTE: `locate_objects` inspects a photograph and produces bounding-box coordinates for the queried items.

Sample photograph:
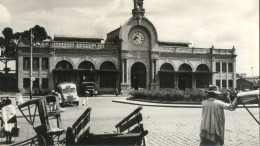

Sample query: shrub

[130,88,205,101]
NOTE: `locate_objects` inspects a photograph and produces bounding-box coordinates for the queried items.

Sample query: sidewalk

[112,98,259,108]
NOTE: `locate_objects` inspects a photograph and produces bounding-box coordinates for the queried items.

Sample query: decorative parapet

[18,41,117,50]
[158,46,235,55]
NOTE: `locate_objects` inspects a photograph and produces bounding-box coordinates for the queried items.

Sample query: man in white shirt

[200,85,239,146]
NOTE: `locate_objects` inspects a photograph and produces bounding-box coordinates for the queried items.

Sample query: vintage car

[57,83,79,106]
[80,82,98,97]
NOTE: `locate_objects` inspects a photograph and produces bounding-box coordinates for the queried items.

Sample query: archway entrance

[54,60,74,85]
[78,61,95,82]
[131,62,146,90]
[196,64,210,88]
[160,63,174,88]
[178,64,192,90]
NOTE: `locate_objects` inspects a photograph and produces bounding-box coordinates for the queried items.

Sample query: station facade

[17,0,237,94]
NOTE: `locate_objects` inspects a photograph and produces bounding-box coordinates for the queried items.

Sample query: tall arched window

[55,60,73,69]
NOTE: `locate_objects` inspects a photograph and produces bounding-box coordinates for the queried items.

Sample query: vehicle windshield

[62,86,76,94]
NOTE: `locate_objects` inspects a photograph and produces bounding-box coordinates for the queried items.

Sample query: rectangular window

[222,80,226,88]
[222,63,226,72]
[42,58,49,70]
[216,80,220,88]
[42,78,48,89]
[33,57,39,70]
[228,80,233,88]
[33,78,39,88]
[23,78,30,88]
[23,57,30,70]
[228,63,233,72]
[216,62,220,72]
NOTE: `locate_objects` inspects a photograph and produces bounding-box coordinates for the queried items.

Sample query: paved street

[1,96,259,145]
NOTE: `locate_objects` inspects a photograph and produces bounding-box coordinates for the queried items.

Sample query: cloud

[0,4,11,32]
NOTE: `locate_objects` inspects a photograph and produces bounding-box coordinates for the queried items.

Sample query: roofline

[54,34,103,40]
[107,27,121,35]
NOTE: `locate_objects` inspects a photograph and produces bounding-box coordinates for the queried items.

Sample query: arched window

[178,64,192,72]
[78,61,95,70]
[55,60,73,69]
[196,64,209,72]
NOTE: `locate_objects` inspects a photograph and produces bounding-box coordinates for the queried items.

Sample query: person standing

[2,99,16,144]
[82,91,89,106]
[200,85,239,146]
[15,89,24,106]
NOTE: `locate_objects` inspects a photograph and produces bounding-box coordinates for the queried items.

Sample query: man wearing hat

[200,85,239,146]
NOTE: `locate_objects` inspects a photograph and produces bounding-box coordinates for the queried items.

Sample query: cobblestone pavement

[1,96,259,146]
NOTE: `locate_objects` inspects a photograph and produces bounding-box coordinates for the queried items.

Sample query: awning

[53,69,120,73]
[158,71,213,75]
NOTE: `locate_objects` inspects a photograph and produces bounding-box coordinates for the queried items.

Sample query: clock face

[132,32,144,45]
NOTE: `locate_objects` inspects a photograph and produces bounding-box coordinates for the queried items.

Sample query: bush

[130,88,206,102]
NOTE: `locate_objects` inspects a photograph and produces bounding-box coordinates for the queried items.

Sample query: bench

[65,107,92,145]
[65,106,148,145]
[114,106,148,145]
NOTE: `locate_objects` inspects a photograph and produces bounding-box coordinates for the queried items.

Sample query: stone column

[233,60,236,88]
[192,73,196,88]
[151,59,155,83]
[39,57,42,90]
[220,62,222,89]
[18,50,23,89]
[174,74,178,89]
[126,59,129,83]
[122,59,125,83]
[212,59,216,85]
[49,50,55,90]
[226,62,229,88]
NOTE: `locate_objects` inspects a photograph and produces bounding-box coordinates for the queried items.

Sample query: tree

[1,27,16,58]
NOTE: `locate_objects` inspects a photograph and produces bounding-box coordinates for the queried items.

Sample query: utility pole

[30,29,33,99]
[251,67,253,77]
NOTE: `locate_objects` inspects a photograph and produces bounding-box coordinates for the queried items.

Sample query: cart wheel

[76,102,79,106]
[31,135,46,146]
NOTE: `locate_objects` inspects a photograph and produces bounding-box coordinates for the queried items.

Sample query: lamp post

[30,29,33,99]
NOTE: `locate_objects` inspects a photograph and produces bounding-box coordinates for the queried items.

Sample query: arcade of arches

[53,60,118,92]
[54,60,211,91]
[159,63,211,90]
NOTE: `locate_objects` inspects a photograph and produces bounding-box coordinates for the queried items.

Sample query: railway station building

[17,0,237,94]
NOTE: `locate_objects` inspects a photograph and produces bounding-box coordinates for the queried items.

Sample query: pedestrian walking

[1,99,16,144]
[15,88,24,106]
[200,85,239,146]
[82,91,89,106]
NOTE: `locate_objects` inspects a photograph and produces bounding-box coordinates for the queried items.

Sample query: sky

[0,0,259,76]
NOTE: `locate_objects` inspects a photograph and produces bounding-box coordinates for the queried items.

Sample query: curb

[112,99,259,108]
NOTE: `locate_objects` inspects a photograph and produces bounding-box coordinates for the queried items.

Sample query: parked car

[80,82,98,97]
[57,83,79,106]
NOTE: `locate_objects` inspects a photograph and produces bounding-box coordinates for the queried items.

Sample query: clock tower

[132,0,145,17]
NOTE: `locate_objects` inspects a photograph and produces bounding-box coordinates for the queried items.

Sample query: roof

[54,35,103,43]
[158,41,191,47]
[107,27,121,35]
